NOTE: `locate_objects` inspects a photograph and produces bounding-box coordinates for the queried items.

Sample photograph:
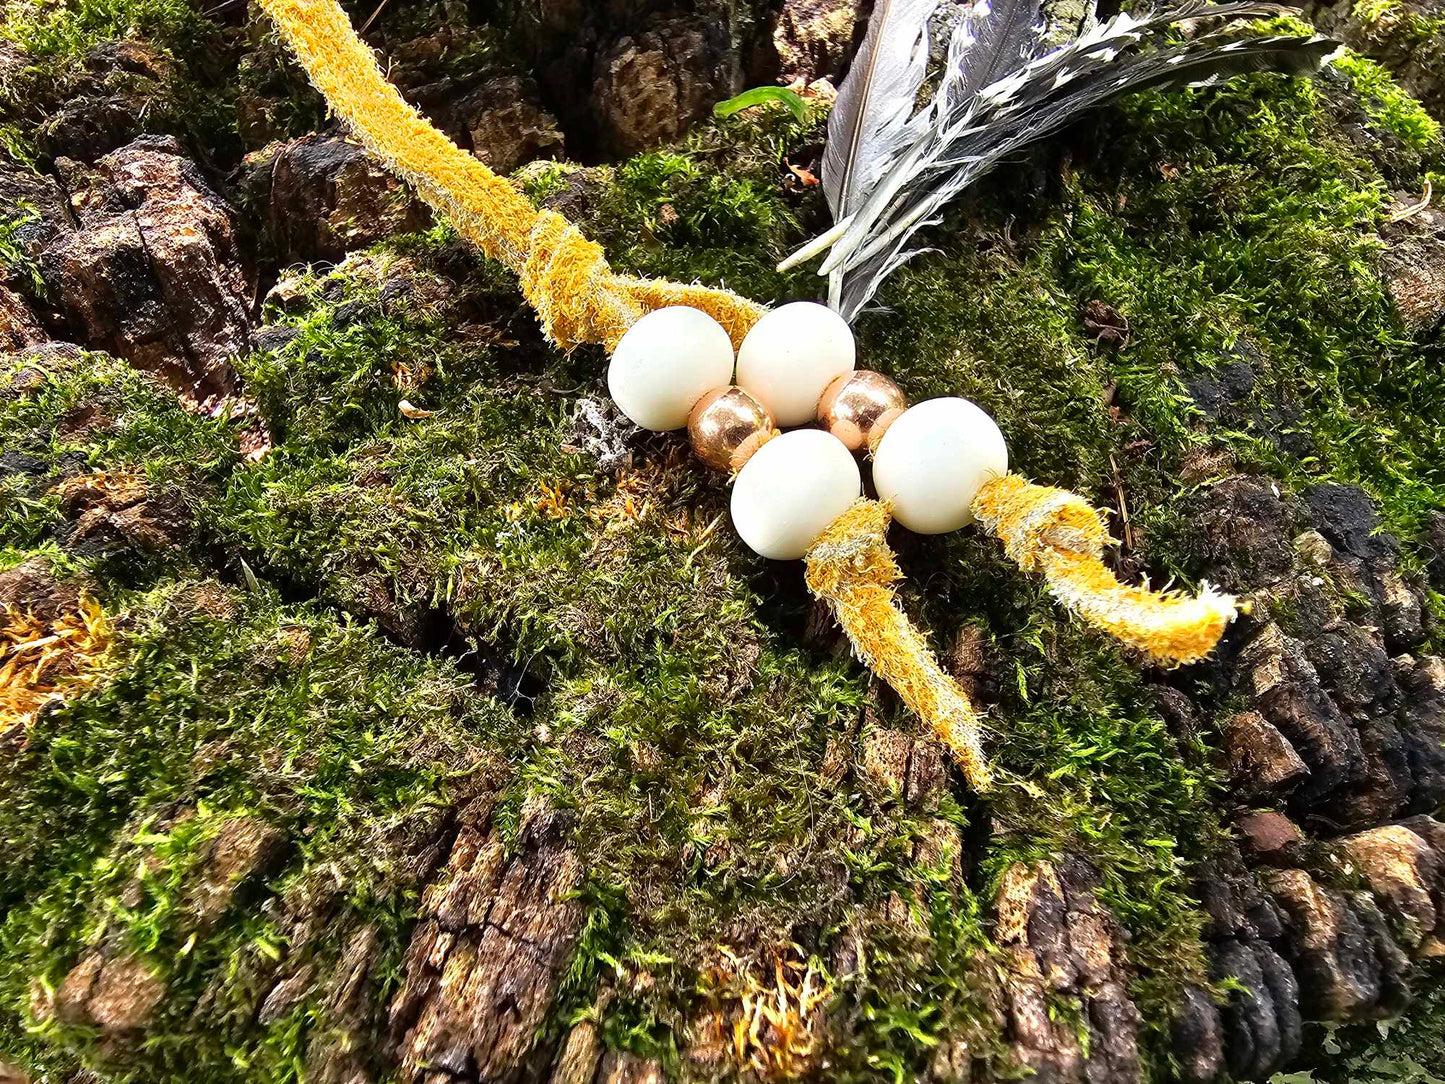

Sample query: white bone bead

[735,302,856,427]
[871,397,1008,534]
[607,307,735,431]
[731,429,861,560]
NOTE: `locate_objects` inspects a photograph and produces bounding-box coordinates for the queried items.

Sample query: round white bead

[872,397,1008,534]
[607,307,735,431]
[735,302,856,427]
[731,429,861,560]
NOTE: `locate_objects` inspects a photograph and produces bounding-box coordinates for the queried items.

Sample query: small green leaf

[714,86,806,122]
[238,557,261,594]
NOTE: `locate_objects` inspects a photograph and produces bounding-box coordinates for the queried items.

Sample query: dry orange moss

[256,0,765,352]
[735,955,828,1079]
[972,475,1237,666]
[0,593,113,733]
[50,471,147,511]
[806,500,991,789]
[696,947,830,1081]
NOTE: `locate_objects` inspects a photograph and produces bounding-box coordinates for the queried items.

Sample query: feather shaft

[776,217,852,272]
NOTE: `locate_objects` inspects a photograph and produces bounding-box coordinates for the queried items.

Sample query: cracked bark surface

[39,136,250,402]
[0,294,42,356]
[589,17,735,158]
[389,794,586,1083]
[238,133,433,265]
[993,861,1143,1084]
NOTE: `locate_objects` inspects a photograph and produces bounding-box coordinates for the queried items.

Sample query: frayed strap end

[806,500,992,789]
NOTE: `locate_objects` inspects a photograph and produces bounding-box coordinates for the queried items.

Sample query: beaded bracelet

[258,0,1241,790]
[610,301,1003,561]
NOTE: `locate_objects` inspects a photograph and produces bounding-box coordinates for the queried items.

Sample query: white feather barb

[823,0,940,221]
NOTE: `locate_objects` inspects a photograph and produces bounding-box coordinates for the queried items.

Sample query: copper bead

[817,370,908,453]
[688,386,778,473]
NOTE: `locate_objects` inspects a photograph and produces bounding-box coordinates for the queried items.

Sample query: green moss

[516,160,575,205]
[232,27,328,148]
[0,349,235,463]
[830,878,999,1084]
[0,0,221,67]
[1351,0,1445,50]
[1334,52,1443,151]
[0,204,47,295]
[244,257,516,452]
[581,107,827,305]
[3,28,1444,1084]
[0,0,241,163]
[0,123,39,169]
[1353,0,1400,24]
[0,350,238,564]
[0,580,511,1082]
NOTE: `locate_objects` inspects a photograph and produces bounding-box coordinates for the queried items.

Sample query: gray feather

[802,2,1339,319]
[824,0,1045,306]
[943,0,1047,110]
[835,31,1339,317]
[823,0,940,221]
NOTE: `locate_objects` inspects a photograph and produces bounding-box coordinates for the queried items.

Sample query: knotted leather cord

[259,0,1238,788]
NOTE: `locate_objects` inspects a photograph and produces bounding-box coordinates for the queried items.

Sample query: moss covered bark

[1,3,1444,1083]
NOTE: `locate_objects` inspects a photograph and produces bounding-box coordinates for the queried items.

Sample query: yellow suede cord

[972,475,1238,666]
[256,0,765,351]
[805,501,991,789]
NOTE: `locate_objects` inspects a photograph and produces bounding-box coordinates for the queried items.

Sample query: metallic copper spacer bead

[688,386,778,473]
[817,369,908,453]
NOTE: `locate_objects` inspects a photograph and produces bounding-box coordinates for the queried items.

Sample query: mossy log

[1,2,1445,1083]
